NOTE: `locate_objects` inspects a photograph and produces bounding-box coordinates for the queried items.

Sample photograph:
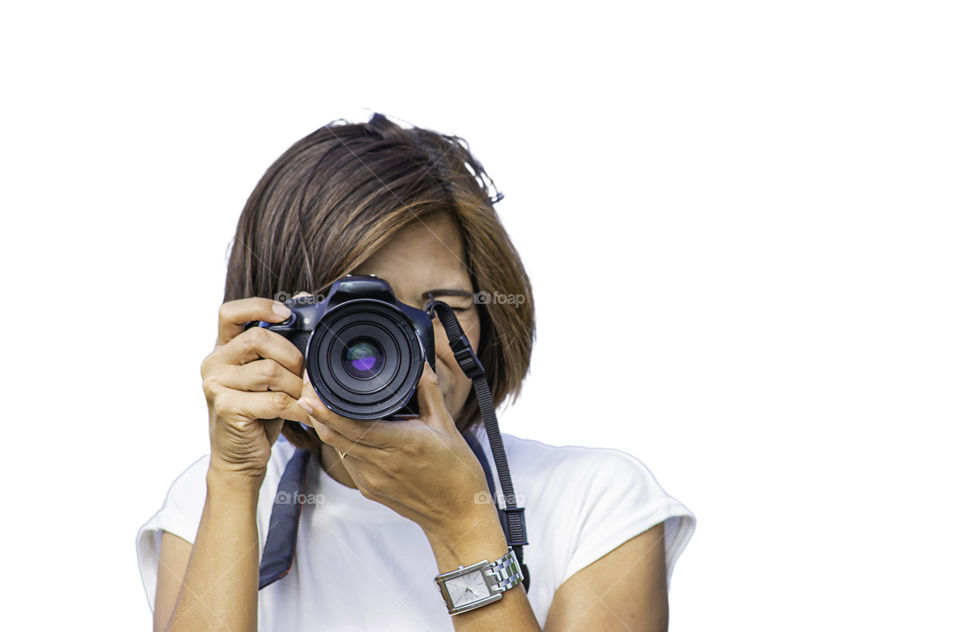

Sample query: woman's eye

[427,304,469,313]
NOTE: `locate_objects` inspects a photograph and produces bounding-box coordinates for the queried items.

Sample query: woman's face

[348,213,481,428]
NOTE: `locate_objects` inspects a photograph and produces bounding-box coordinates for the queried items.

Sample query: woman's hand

[297,361,494,539]
[200,297,309,482]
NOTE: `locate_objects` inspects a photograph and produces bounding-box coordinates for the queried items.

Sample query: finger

[213,359,304,398]
[218,326,304,375]
[415,361,451,428]
[297,386,400,449]
[208,383,310,425]
[216,297,291,346]
[296,398,374,461]
[264,418,285,446]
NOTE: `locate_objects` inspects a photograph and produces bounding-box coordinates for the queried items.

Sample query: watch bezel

[435,559,505,615]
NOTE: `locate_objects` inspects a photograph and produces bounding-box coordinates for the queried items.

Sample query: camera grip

[245,321,313,358]
[281,330,312,357]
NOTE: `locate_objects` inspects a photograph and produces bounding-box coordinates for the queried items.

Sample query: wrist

[425,503,508,574]
[206,459,265,500]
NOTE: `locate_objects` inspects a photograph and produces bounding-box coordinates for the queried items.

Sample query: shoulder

[139,443,297,552]
[481,429,691,538]
[500,432,684,534]
[480,429,696,590]
[149,453,212,539]
[136,454,210,611]
[135,440,299,611]
[141,439,298,539]
[498,431,667,500]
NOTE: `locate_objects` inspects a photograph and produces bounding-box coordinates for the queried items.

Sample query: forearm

[166,466,262,632]
[426,507,542,632]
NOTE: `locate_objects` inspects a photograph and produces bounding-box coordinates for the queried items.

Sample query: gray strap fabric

[258,447,312,589]
[463,429,498,507]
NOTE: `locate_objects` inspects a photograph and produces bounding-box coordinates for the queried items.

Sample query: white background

[2,1,957,630]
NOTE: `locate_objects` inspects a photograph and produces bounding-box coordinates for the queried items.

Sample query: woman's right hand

[200,297,308,482]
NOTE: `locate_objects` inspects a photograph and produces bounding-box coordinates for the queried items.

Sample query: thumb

[265,418,285,446]
[416,361,450,427]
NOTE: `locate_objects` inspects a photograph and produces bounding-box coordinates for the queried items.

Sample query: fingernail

[274,302,291,318]
[297,398,314,414]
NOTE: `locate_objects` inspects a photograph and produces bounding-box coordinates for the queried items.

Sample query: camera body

[252,275,436,420]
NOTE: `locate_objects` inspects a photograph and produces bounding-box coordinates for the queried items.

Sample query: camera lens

[305,299,425,420]
[342,339,385,379]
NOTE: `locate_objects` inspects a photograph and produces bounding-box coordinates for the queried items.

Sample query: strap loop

[428,298,530,591]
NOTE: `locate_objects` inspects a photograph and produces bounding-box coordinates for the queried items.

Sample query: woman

[137,113,696,631]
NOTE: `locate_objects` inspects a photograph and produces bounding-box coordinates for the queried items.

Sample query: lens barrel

[305,300,425,420]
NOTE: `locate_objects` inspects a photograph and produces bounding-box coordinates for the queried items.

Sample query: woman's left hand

[296,362,494,540]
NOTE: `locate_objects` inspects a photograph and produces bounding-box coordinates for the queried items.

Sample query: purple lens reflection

[352,356,376,372]
[343,340,384,379]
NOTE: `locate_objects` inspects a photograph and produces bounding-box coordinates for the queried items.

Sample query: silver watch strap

[488,548,524,591]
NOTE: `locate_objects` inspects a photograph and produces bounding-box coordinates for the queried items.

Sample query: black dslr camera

[249,275,436,420]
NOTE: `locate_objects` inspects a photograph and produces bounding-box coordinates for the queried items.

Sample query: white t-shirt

[137,425,696,631]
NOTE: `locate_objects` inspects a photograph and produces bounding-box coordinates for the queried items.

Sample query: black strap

[259,447,311,589]
[428,300,530,592]
[462,430,498,507]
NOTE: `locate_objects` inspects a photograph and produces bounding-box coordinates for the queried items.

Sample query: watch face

[447,570,491,606]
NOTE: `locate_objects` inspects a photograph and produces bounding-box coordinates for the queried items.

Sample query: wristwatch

[434,549,524,615]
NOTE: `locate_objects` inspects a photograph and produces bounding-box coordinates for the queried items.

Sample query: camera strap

[259,447,311,589]
[428,300,530,592]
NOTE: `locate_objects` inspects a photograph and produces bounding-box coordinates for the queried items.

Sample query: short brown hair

[223,113,535,450]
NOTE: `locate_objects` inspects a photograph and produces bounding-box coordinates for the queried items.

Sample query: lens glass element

[342,339,385,379]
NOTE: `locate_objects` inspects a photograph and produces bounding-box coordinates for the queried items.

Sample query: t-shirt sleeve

[558,448,696,591]
[135,455,211,612]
